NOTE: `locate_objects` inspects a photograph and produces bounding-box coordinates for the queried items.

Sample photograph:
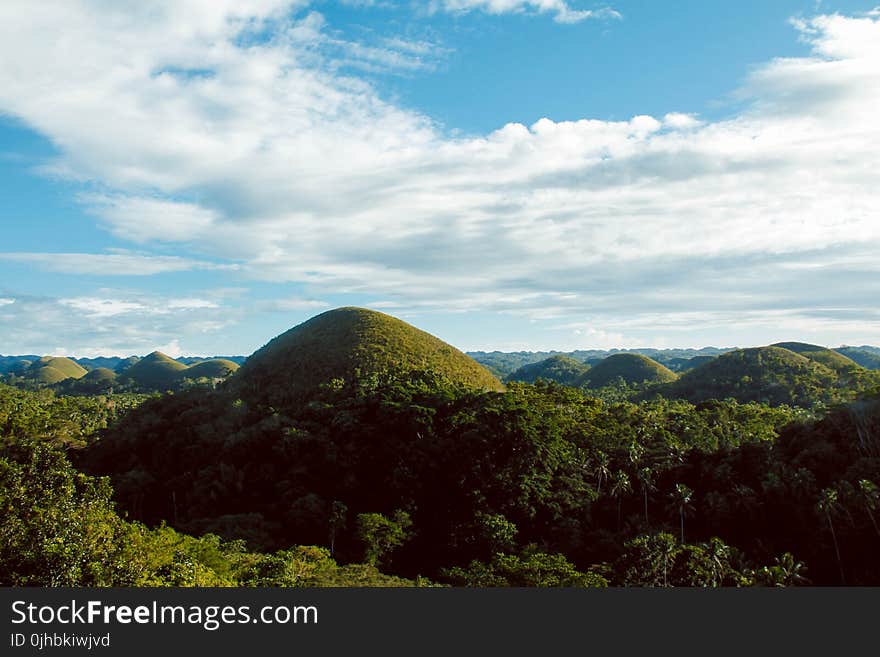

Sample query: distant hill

[582,353,677,388]
[0,355,40,375]
[60,367,118,394]
[114,356,141,373]
[119,351,188,390]
[175,356,248,366]
[835,347,880,370]
[469,347,734,378]
[23,356,88,384]
[771,342,860,372]
[665,355,719,373]
[506,355,590,386]
[231,307,504,407]
[659,346,842,407]
[182,359,240,380]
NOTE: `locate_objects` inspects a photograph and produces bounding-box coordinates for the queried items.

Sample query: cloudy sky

[1,0,879,357]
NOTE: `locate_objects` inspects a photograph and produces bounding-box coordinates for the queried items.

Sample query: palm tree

[816,487,846,585]
[857,479,880,539]
[593,452,610,496]
[669,483,695,543]
[774,552,809,586]
[637,467,656,526]
[610,470,632,532]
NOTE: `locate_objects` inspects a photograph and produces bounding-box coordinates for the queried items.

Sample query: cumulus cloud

[0,3,879,348]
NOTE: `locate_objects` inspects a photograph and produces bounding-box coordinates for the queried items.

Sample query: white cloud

[81,195,220,243]
[0,298,14,306]
[0,291,238,356]
[167,298,220,310]
[0,252,235,275]
[59,298,147,318]
[256,297,331,311]
[0,5,879,348]
[430,1,621,23]
[156,339,184,358]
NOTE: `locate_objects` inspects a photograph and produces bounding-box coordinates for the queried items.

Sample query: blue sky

[1,0,879,356]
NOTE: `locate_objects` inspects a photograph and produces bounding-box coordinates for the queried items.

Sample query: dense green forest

[2,309,880,587]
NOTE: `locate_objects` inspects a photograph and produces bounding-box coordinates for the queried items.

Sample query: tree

[637,467,656,526]
[610,470,632,532]
[618,533,680,587]
[328,501,347,557]
[356,510,412,567]
[668,484,695,544]
[754,552,809,587]
[816,487,845,584]
[857,479,880,539]
[593,451,610,495]
[442,548,607,587]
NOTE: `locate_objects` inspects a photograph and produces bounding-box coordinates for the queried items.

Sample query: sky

[1,0,879,357]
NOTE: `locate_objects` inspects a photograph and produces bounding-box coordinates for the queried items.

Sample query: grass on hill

[582,353,677,389]
[771,342,860,372]
[659,346,840,407]
[182,359,240,380]
[231,307,504,406]
[119,351,187,390]
[25,357,88,384]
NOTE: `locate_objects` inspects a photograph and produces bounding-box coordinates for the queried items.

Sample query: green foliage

[5,317,880,587]
[616,533,752,587]
[753,553,810,587]
[357,510,413,566]
[0,440,131,585]
[0,383,148,448]
[442,547,607,587]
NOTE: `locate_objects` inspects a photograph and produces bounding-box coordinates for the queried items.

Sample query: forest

[2,308,879,587]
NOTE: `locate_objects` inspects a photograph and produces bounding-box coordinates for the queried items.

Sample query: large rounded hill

[582,353,677,388]
[661,346,840,406]
[231,307,504,405]
[119,351,187,389]
[770,342,860,373]
[23,356,87,384]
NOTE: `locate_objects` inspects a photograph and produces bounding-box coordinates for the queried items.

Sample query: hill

[506,355,590,386]
[835,347,880,370]
[0,355,40,375]
[665,355,719,373]
[23,356,88,384]
[231,307,504,406]
[114,356,140,373]
[62,367,118,394]
[771,342,860,372]
[582,353,677,388]
[659,346,842,407]
[119,351,187,390]
[182,359,240,380]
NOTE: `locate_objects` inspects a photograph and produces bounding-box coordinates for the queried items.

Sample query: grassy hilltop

[583,353,677,388]
[231,306,504,406]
